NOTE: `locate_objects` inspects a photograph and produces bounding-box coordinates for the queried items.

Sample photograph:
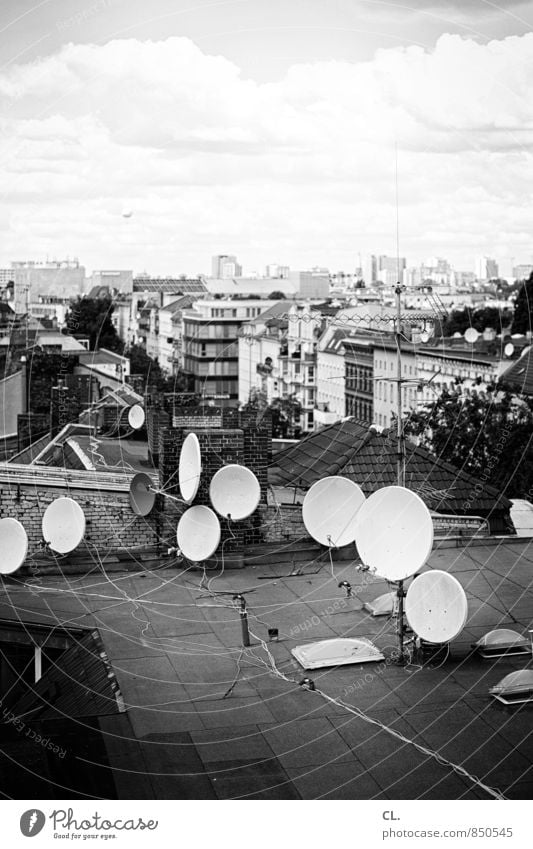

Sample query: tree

[127,344,190,393]
[511,272,533,334]
[441,306,513,337]
[268,291,286,300]
[241,390,302,438]
[402,389,533,497]
[66,297,124,353]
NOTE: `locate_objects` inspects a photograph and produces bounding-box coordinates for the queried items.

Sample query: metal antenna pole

[394,142,407,664]
[395,282,407,664]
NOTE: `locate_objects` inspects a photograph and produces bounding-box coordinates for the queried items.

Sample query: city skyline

[1,2,532,274]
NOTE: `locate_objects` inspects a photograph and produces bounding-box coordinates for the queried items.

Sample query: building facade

[182,300,275,405]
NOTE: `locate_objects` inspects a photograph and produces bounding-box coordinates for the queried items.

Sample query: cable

[247,625,507,802]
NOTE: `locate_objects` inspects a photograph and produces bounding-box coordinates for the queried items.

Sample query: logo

[20,810,46,837]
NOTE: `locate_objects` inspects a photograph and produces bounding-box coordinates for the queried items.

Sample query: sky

[0,0,532,276]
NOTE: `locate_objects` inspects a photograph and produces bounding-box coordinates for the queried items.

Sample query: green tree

[511,272,533,334]
[403,389,533,497]
[66,297,124,352]
[268,291,286,299]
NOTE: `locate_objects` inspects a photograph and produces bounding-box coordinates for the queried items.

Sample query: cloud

[0,32,532,271]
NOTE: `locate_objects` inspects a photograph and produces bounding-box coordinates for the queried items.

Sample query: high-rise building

[475,256,499,281]
[211,254,242,278]
[377,255,406,286]
[513,264,533,281]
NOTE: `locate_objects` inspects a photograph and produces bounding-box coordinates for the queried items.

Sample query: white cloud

[0,32,532,272]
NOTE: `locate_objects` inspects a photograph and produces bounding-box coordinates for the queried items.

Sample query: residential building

[475,256,499,281]
[314,326,348,429]
[373,337,418,428]
[4,259,85,313]
[277,303,324,433]
[87,270,133,293]
[265,264,290,279]
[182,299,276,405]
[378,255,406,286]
[238,303,288,405]
[513,264,533,281]
[343,336,375,424]
[211,255,242,278]
[157,295,199,375]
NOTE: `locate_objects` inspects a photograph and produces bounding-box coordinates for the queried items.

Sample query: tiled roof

[269,418,511,515]
[161,295,197,315]
[499,347,533,395]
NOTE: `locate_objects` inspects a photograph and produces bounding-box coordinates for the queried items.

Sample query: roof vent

[292,637,384,669]
[363,592,395,617]
[489,670,533,705]
[473,629,531,660]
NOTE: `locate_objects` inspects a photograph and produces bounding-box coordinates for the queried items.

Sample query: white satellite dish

[292,637,384,669]
[405,570,468,644]
[209,464,260,520]
[302,476,365,547]
[42,497,86,554]
[464,327,479,344]
[128,404,145,430]
[0,518,29,575]
[354,486,433,581]
[129,473,156,516]
[419,330,431,344]
[177,506,221,561]
[504,342,515,357]
[179,433,202,504]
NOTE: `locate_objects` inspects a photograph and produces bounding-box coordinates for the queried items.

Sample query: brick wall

[260,504,307,543]
[156,405,273,553]
[0,481,181,574]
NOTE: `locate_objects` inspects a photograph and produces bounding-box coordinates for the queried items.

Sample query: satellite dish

[419,330,431,344]
[128,404,145,430]
[405,570,468,644]
[504,342,515,357]
[179,433,202,504]
[209,464,260,520]
[354,486,433,581]
[42,497,86,554]
[0,518,29,575]
[121,207,133,218]
[464,327,479,344]
[177,506,221,561]
[302,476,365,547]
[129,473,156,516]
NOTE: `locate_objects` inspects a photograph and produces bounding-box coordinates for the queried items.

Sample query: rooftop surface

[1,536,532,800]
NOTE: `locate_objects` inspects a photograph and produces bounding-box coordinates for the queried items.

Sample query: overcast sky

[1,0,532,276]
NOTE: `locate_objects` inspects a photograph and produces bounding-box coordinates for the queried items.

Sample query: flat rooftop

[0,536,532,799]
